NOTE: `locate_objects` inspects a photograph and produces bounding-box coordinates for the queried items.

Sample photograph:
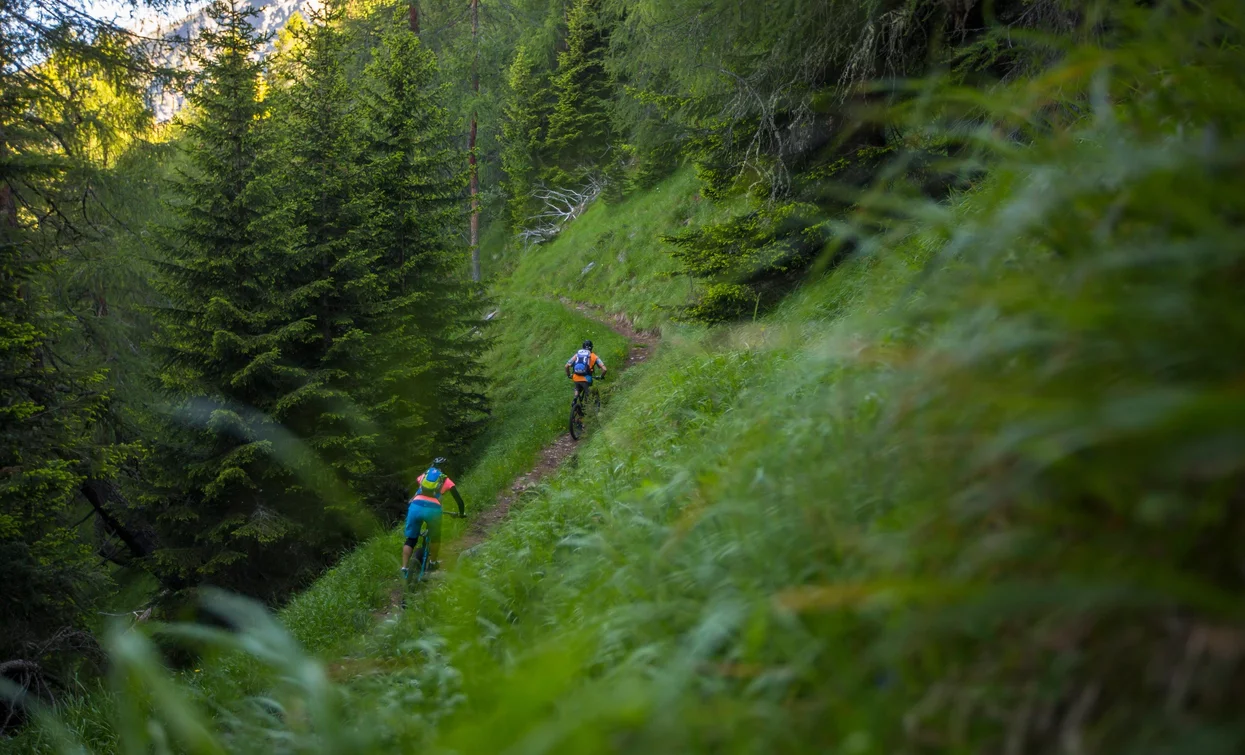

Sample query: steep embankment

[255,174,705,670]
[488,169,735,327]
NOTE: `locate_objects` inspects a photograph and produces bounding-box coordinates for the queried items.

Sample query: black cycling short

[404,537,420,548]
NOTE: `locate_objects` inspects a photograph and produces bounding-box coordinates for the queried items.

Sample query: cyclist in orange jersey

[565,339,608,402]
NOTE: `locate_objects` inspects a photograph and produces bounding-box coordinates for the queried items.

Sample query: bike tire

[587,388,602,418]
[569,398,583,440]
[417,531,430,582]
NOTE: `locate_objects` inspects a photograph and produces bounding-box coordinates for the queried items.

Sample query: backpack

[571,350,592,376]
[418,467,444,499]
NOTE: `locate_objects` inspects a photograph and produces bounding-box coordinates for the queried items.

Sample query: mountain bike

[401,512,463,608]
[569,380,602,440]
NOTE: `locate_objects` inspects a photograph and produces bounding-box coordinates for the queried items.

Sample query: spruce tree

[354,23,489,499]
[542,0,613,187]
[147,0,352,598]
[261,2,386,503]
[500,44,550,231]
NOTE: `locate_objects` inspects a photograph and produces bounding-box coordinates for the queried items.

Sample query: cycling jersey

[566,350,606,383]
[411,472,456,507]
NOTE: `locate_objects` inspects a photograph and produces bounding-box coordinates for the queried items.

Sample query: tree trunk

[79,479,187,591]
[409,1,419,34]
[469,119,480,281]
[79,479,154,561]
[95,280,108,317]
[468,0,481,282]
[0,183,13,229]
[0,124,15,229]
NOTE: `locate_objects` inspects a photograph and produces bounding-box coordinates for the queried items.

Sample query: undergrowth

[4,296,628,754]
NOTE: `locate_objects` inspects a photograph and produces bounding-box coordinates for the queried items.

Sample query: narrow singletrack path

[378,301,660,613]
[558,297,660,369]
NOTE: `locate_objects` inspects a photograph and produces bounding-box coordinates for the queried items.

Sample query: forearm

[450,488,465,517]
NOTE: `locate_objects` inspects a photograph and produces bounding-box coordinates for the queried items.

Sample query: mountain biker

[400,457,466,578]
[565,339,607,402]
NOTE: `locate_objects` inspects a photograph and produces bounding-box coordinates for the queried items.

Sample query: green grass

[345,101,1245,747]
[498,169,736,328]
[275,296,630,658]
[4,294,630,755]
[338,208,949,754]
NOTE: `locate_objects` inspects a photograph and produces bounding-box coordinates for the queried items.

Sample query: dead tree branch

[518,176,604,247]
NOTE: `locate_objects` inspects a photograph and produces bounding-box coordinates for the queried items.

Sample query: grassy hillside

[5,296,630,754]
[342,164,1245,755]
[495,169,737,329]
[257,296,631,654]
[351,93,1245,747]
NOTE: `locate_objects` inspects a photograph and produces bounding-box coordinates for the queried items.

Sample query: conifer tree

[261,2,388,502]
[1,0,152,669]
[0,193,109,669]
[543,0,613,187]
[146,0,353,598]
[500,44,550,231]
[354,23,489,495]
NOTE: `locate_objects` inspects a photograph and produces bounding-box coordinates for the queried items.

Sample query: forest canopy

[1,0,490,694]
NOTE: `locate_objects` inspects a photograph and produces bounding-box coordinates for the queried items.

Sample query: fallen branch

[518,176,604,248]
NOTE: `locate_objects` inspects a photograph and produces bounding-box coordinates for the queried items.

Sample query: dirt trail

[378,301,660,613]
[557,297,661,368]
[457,299,659,551]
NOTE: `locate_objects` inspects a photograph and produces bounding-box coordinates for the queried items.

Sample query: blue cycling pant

[404,501,443,545]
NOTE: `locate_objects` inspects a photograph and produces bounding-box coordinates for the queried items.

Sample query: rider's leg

[402,503,421,569]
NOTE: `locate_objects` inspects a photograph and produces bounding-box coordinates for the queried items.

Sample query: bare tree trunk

[468,0,481,282]
[1,124,16,233]
[80,479,154,561]
[408,0,419,34]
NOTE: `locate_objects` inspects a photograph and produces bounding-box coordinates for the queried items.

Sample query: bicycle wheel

[417,531,430,582]
[586,387,602,418]
[569,397,584,440]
